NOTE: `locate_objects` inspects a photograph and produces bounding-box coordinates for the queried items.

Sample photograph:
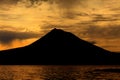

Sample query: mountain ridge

[0,28,119,65]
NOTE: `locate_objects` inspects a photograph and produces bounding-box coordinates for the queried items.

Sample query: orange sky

[0,0,120,52]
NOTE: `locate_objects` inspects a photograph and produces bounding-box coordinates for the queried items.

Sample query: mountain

[0,28,119,65]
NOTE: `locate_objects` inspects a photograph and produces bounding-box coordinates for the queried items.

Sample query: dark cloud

[112,14,120,17]
[55,0,80,8]
[51,0,81,19]
[29,0,43,5]
[0,0,20,10]
[0,0,43,7]
[0,26,24,31]
[91,14,119,22]
[0,30,40,44]
[0,0,20,5]
[83,25,120,39]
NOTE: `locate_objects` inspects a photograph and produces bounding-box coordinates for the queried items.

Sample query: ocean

[0,65,120,80]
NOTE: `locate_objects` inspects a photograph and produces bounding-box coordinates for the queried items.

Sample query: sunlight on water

[0,65,120,80]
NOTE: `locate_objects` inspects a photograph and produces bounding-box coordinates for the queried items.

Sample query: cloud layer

[0,30,40,44]
[83,25,120,39]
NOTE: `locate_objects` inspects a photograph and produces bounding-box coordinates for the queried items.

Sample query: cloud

[0,0,42,8]
[0,26,24,31]
[0,30,40,44]
[83,25,120,39]
[0,0,20,10]
[91,14,119,22]
[55,0,80,8]
[50,0,81,19]
[0,0,19,5]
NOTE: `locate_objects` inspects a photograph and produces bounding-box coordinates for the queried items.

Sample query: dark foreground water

[0,65,120,80]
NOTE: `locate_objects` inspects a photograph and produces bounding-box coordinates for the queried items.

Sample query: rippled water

[0,65,120,80]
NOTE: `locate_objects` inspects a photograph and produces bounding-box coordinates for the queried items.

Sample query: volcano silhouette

[0,28,118,65]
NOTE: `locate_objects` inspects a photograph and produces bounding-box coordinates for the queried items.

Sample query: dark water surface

[0,65,120,80]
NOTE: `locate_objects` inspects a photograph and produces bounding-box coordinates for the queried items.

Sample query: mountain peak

[50,28,63,32]
[0,28,114,65]
[30,28,80,46]
[46,28,68,36]
[30,28,111,54]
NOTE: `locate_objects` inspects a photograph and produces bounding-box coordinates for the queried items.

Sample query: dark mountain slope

[0,28,118,65]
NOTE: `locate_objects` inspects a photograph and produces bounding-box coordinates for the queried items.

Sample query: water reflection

[0,66,15,79]
[42,66,120,80]
[41,66,79,80]
[0,65,120,80]
[84,67,120,80]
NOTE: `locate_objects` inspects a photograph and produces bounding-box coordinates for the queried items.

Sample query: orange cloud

[0,30,40,44]
[0,38,37,51]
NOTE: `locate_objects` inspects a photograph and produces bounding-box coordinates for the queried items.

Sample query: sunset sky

[0,0,120,52]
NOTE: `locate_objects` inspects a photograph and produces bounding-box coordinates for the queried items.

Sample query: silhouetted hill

[0,28,119,65]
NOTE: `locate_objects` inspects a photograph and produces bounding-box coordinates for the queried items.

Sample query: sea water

[0,65,120,80]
